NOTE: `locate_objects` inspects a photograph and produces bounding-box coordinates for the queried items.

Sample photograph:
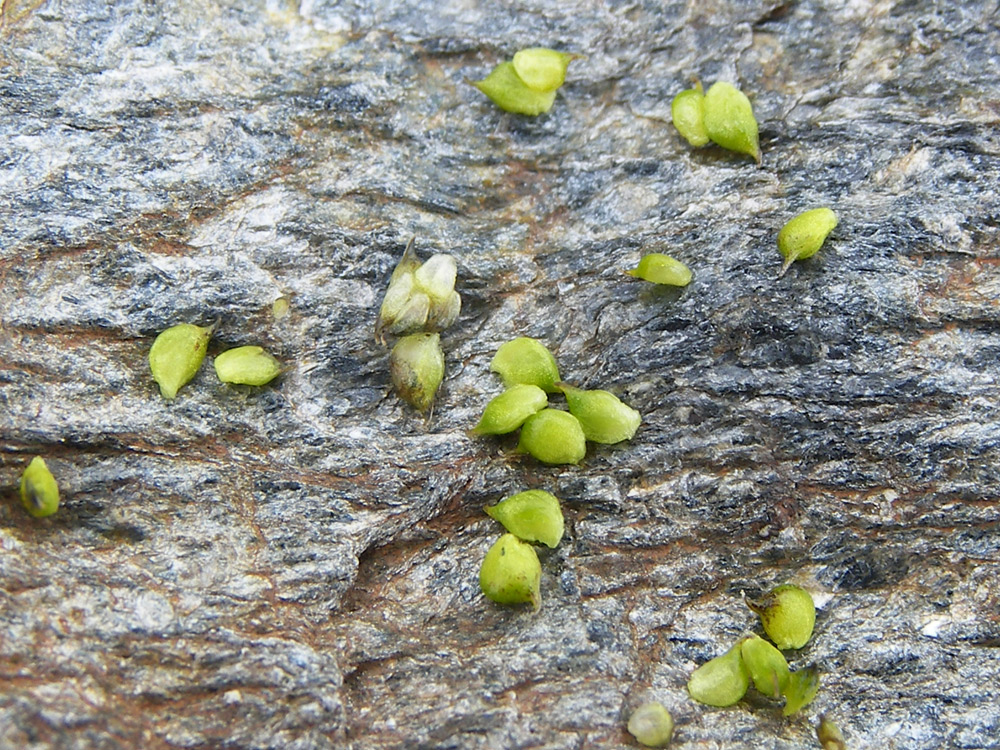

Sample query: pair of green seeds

[471,337,641,464]
[478,489,565,609]
[149,323,282,400]
[687,584,818,715]
[472,48,578,116]
[671,81,761,163]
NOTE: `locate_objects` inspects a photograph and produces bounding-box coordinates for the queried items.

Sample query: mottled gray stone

[2,0,1000,748]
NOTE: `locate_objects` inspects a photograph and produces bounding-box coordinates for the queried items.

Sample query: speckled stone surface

[2,1,999,748]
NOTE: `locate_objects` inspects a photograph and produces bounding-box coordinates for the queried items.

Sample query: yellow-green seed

[472,61,557,116]
[782,667,820,716]
[740,634,791,698]
[19,456,59,518]
[511,48,577,93]
[479,533,542,609]
[490,337,561,392]
[470,384,548,436]
[747,583,816,650]
[377,241,461,339]
[703,81,760,163]
[686,641,750,707]
[777,208,838,277]
[627,702,674,748]
[390,333,445,413]
[272,296,291,320]
[671,84,709,147]
[626,253,692,287]
[559,383,641,444]
[148,323,213,400]
[517,409,586,465]
[816,715,846,750]
[214,346,282,386]
[485,489,564,548]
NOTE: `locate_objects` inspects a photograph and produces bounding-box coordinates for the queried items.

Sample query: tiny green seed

[777,208,838,277]
[472,61,557,116]
[816,715,846,750]
[671,84,709,147]
[390,333,445,413]
[517,409,587,465]
[214,346,282,386]
[686,641,750,707]
[272,296,291,320]
[149,323,213,400]
[19,456,60,518]
[627,702,674,748]
[782,667,820,716]
[626,253,692,287]
[470,384,548,435]
[479,533,542,609]
[559,383,641,444]
[511,48,576,93]
[703,81,760,163]
[490,337,561,392]
[740,634,791,698]
[747,583,816,650]
[485,489,564,548]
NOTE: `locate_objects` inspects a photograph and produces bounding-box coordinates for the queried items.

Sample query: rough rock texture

[2,1,1000,748]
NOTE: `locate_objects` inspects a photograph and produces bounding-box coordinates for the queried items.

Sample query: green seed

[686,641,750,707]
[414,254,458,304]
[517,409,587,465]
[214,346,282,386]
[479,533,542,609]
[470,384,548,435]
[782,667,820,716]
[390,333,445,413]
[816,715,846,750]
[703,81,760,163]
[747,584,816,650]
[472,61,557,116]
[377,242,460,339]
[627,702,674,748]
[485,489,564,548]
[272,296,291,320]
[490,337,561,392]
[740,634,790,698]
[559,383,641,444]
[148,323,213,400]
[19,456,60,518]
[671,84,709,147]
[777,208,838,277]
[511,47,577,93]
[626,253,692,287]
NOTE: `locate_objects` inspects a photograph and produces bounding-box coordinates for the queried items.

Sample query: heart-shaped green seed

[479,533,542,609]
[149,323,213,400]
[471,384,548,435]
[517,409,586,465]
[485,489,564,548]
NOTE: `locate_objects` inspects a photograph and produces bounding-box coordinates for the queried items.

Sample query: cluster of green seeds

[471,337,641,464]
[671,81,761,164]
[471,48,578,116]
[686,583,819,716]
[478,489,565,609]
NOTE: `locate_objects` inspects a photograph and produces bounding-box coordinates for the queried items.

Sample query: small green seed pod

[782,667,820,716]
[777,208,838,277]
[19,456,60,518]
[816,715,846,750]
[703,81,760,163]
[626,253,692,287]
[517,409,587,465]
[511,48,577,93]
[627,702,674,748]
[490,337,561,392]
[390,333,445,413]
[671,84,709,147]
[272,296,291,320]
[559,383,641,444]
[214,346,282,386]
[479,533,542,609]
[470,384,548,435]
[686,641,750,707]
[485,489,564,548]
[747,583,816,650]
[740,634,791,698]
[471,61,557,116]
[149,323,213,400]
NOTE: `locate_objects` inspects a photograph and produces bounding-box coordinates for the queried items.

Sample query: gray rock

[2,0,999,748]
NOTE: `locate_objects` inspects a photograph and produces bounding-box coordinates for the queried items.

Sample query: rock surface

[2,1,1000,748]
